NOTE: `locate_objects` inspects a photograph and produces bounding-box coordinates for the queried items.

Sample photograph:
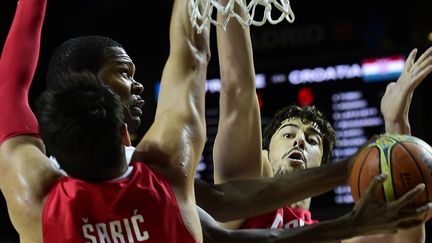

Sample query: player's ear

[120,123,131,146]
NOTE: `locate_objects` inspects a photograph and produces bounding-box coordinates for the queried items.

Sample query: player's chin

[130,116,141,131]
[273,166,293,176]
[124,115,141,133]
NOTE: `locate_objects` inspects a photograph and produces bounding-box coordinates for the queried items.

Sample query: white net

[188,0,295,33]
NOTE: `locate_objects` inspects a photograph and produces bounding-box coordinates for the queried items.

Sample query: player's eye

[283,133,295,139]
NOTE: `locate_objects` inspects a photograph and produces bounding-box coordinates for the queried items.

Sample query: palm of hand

[351,174,427,236]
[380,80,412,124]
[380,47,432,124]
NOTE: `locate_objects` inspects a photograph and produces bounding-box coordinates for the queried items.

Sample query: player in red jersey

[0,0,209,242]
[210,0,432,242]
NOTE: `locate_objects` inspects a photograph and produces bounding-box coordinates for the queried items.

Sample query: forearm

[197,161,346,222]
[140,0,209,194]
[272,214,355,243]
[169,0,210,66]
[213,0,263,183]
[385,119,411,135]
[221,214,354,243]
[217,0,255,87]
[156,0,209,120]
[207,227,342,243]
[199,206,300,243]
[0,0,46,143]
[340,225,425,243]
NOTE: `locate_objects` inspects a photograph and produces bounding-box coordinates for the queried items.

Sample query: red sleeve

[0,0,47,143]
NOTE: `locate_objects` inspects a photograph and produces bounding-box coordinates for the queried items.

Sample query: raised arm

[380,47,432,243]
[134,0,209,186]
[343,47,432,243]
[213,0,264,184]
[133,0,209,193]
[131,0,210,241]
[0,0,61,241]
[381,47,432,134]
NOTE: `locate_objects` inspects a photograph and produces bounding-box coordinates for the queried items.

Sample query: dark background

[1,0,432,241]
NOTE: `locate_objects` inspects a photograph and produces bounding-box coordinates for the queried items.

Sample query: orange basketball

[349,134,432,222]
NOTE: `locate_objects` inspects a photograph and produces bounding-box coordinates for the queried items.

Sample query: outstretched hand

[381,47,432,134]
[349,173,431,236]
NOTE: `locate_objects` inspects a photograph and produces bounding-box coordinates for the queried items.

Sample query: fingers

[403,48,418,73]
[413,55,432,73]
[397,202,432,225]
[406,47,432,88]
[411,62,432,89]
[394,47,432,94]
[414,202,432,215]
[391,183,432,223]
[412,46,432,70]
[393,183,425,208]
[362,173,388,199]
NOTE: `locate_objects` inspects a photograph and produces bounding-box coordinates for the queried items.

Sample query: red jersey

[241,207,318,229]
[42,162,196,243]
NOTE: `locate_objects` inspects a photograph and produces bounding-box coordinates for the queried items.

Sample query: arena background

[1,0,432,241]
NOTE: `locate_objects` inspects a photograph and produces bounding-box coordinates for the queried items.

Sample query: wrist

[385,120,411,135]
[340,211,361,238]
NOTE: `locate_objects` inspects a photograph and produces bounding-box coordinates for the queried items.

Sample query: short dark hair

[262,105,336,165]
[47,35,123,88]
[37,72,125,181]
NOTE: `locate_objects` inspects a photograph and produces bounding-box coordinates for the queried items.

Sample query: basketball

[349,134,432,221]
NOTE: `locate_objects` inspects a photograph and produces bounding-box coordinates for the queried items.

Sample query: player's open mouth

[286,150,306,168]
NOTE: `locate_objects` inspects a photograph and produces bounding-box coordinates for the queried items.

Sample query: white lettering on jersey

[83,223,97,243]
[123,218,134,242]
[82,210,149,242]
[110,220,126,243]
[284,219,305,229]
[270,212,306,229]
[131,211,149,241]
[96,223,111,243]
[270,213,283,229]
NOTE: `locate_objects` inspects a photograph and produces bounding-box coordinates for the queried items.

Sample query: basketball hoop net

[188,0,295,33]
